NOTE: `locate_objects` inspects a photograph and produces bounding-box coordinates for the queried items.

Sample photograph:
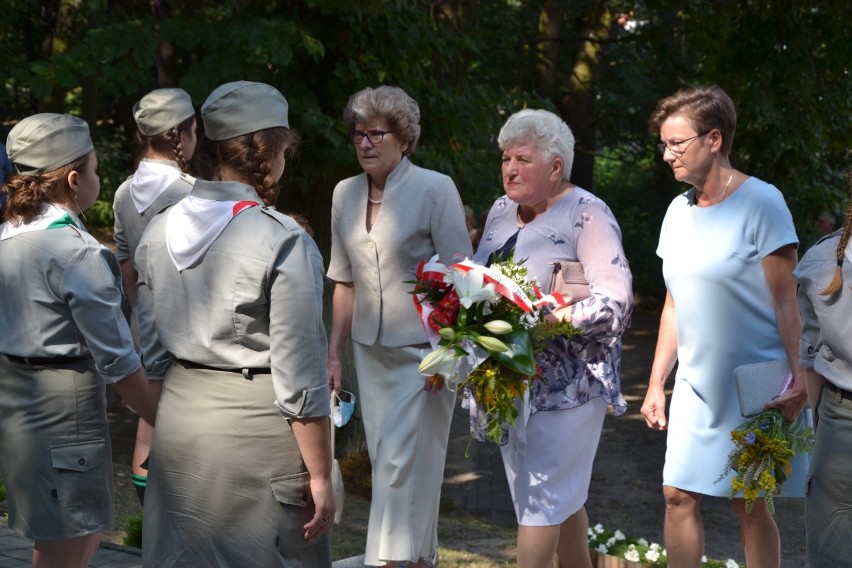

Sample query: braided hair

[198,127,299,206]
[819,167,852,296]
[137,115,195,173]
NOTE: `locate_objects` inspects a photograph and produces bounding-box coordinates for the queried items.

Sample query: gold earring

[74,194,87,223]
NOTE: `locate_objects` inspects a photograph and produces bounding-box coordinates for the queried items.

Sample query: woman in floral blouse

[473,108,633,568]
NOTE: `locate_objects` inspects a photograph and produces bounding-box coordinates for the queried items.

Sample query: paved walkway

[0,403,512,567]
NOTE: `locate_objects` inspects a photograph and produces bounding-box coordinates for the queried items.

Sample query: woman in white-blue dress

[641,86,809,568]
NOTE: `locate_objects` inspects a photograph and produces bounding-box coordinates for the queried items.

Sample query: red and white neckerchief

[130,160,183,213]
[165,195,258,271]
[0,203,79,241]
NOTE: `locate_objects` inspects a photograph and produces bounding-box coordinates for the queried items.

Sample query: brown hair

[648,85,737,156]
[137,115,196,173]
[819,167,852,296]
[3,155,88,224]
[197,127,299,206]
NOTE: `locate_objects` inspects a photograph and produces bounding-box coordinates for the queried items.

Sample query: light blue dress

[658,176,809,496]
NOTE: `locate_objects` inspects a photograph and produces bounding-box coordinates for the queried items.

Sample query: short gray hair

[498,109,575,181]
[343,86,421,155]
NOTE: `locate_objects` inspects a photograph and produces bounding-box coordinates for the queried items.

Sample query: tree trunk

[152,0,178,87]
[560,5,613,191]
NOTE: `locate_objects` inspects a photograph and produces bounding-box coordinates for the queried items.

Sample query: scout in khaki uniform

[0,113,156,568]
[112,87,197,504]
[135,81,334,567]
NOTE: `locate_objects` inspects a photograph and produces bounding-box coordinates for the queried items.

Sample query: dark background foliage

[1,0,849,296]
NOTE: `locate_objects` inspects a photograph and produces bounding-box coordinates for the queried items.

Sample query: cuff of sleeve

[145,358,173,380]
[98,355,143,384]
[799,339,817,368]
[275,384,331,419]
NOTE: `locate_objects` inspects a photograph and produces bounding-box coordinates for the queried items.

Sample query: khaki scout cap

[201,81,289,141]
[133,88,195,136]
[6,113,94,176]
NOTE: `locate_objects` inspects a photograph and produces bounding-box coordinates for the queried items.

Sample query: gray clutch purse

[733,360,792,417]
[548,260,591,305]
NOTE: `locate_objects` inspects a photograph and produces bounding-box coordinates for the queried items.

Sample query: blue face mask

[333,390,357,427]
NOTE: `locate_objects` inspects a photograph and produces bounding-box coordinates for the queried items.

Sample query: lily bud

[483,320,512,335]
[418,346,457,375]
[438,327,456,341]
[475,335,509,352]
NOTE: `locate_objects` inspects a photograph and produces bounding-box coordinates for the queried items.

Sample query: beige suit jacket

[328,157,472,347]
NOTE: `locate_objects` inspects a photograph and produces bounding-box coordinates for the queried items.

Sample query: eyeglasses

[350,130,393,145]
[657,131,711,156]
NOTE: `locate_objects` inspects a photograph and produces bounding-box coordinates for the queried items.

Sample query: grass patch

[121,514,143,548]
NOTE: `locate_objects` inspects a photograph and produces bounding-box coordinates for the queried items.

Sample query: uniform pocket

[49,439,108,507]
[270,472,314,554]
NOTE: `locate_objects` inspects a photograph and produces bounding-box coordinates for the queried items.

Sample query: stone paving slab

[0,520,141,568]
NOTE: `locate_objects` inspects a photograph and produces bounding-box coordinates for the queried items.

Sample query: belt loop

[241,368,253,381]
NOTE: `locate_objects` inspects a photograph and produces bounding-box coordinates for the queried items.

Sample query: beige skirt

[142,362,331,567]
[0,356,113,540]
[353,342,456,565]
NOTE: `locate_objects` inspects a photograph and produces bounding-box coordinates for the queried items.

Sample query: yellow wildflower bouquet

[719,409,814,514]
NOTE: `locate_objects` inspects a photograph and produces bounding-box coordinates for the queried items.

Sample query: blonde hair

[820,167,852,296]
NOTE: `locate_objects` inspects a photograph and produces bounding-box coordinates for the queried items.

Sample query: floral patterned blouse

[473,189,633,424]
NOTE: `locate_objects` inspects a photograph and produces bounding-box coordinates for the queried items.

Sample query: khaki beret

[133,88,195,136]
[201,81,289,141]
[6,113,94,176]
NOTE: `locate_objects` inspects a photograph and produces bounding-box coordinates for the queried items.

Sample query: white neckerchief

[130,160,182,213]
[165,194,258,271]
[0,203,79,241]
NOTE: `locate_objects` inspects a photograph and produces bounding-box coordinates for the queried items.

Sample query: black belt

[825,381,852,400]
[176,359,271,375]
[2,353,91,366]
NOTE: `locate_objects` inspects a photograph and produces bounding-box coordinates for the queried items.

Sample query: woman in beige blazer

[327,86,472,568]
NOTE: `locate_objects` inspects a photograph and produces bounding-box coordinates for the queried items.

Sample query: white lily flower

[446,268,498,309]
[418,346,458,376]
[483,319,513,334]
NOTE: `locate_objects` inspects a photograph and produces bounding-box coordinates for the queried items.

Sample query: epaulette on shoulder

[258,206,299,231]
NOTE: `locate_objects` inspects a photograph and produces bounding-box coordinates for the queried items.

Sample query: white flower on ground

[594,524,605,534]
[624,547,640,562]
[649,542,662,551]
[637,537,649,547]
[446,268,498,309]
[645,548,661,562]
[614,529,626,541]
[587,528,594,538]
[725,560,740,568]
[701,555,708,562]
[595,544,608,553]
[606,537,617,547]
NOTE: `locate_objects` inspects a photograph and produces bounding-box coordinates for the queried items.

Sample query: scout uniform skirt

[142,361,331,567]
[0,355,113,540]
